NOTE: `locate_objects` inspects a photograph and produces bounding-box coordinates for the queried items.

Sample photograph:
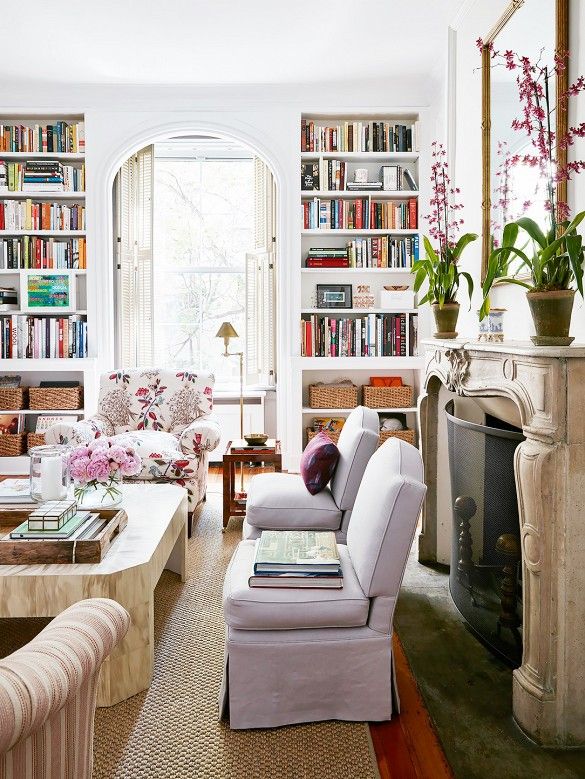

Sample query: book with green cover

[254,530,341,575]
[10,511,92,540]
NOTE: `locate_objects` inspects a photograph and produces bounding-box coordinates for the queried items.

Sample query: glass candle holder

[30,445,70,502]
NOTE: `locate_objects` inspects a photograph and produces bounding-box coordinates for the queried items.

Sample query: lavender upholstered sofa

[0,598,129,778]
[45,368,221,520]
[220,437,426,729]
[242,406,379,543]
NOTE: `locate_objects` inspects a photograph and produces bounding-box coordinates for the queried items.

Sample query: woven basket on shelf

[363,384,413,409]
[379,428,416,447]
[308,384,358,409]
[0,434,27,457]
[27,433,46,451]
[307,429,342,445]
[0,387,27,410]
[28,387,83,411]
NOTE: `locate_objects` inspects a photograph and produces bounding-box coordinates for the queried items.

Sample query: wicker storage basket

[28,386,83,411]
[308,384,358,409]
[27,433,46,450]
[0,434,27,456]
[0,387,27,410]
[379,428,416,447]
[362,384,413,409]
[307,429,342,445]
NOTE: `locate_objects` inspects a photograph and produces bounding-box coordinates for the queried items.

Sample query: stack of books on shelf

[0,200,85,231]
[301,120,418,153]
[249,530,343,588]
[347,235,419,268]
[0,122,85,154]
[346,181,383,191]
[0,315,88,358]
[0,286,18,311]
[0,236,86,269]
[301,312,417,357]
[305,248,349,268]
[302,197,417,230]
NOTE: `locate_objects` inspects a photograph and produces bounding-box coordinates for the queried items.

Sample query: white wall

[1,77,443,469]
[452,0,585,341]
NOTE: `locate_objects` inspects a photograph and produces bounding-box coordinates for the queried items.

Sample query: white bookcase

[0,113,95,473]
[297,111,428,456]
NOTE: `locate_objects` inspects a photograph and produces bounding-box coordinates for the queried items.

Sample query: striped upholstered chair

[0,598,129,779]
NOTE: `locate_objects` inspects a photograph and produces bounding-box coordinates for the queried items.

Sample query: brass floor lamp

[215,321,245,492]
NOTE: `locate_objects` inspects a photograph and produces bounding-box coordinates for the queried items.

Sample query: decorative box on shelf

[27,433,46,450]
[0,386,27,409]
[308,383,358,409]
[379,428,415,446]
[362,384,413,409]
[0,433,27,456]
[380,287,415,309]
[28,386,83,410]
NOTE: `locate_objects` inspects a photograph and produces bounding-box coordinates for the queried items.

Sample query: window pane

[153,152,254,383]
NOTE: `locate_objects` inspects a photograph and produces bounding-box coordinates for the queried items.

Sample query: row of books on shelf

[0,161,85,192]
[0,122,85,154]
[0,315,88,359]
[302,198,417,230]
[301,120,417,153]
[301,160,417,192]
[0,201,85,231]
[0,237,86,269]
[300,313,417,358]
[305,237,418,268]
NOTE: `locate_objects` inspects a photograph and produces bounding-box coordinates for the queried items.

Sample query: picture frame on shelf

[20,271,76,313]
[0,413,24,434]
[316,284,352,309]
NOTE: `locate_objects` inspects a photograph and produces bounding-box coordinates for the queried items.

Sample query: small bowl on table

[244,433,268,446]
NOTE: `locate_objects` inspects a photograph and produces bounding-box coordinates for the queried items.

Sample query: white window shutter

[114,145,154,367]
[246,158,276,384]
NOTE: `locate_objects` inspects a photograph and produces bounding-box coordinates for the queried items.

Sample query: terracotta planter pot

[432,302,460,339]
[526,289,575,346]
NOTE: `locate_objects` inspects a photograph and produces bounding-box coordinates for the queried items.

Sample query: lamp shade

[215,321,239,339]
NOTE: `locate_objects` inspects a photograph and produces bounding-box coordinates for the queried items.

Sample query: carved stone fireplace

[419,338,585,747]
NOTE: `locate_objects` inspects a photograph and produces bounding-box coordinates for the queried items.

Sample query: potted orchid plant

[412,142,477,339]
[481,44,585,345]
[68,438,142,508]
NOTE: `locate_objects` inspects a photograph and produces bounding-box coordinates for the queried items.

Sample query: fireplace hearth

[446,401,525,666]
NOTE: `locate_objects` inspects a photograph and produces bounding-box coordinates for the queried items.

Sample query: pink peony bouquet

[68,438,141,504]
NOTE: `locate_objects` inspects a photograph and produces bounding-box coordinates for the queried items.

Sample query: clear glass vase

[73,473,123,509]
[30,444,70,502]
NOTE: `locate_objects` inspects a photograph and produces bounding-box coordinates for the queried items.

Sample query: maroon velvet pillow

[300,432,340,495]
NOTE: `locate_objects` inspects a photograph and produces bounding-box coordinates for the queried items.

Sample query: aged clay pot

[526,289,575,346]
[432,302,460,339]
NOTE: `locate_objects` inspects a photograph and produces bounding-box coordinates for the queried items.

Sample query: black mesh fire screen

[445,400,525,667]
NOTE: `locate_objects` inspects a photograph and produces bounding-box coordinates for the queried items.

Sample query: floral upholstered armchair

[45,368,221,514]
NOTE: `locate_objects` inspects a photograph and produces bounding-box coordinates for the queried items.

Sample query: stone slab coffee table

[0,483,187,707]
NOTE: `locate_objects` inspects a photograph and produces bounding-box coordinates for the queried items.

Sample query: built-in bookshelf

[296,112,427,458]
[0,114,93,471]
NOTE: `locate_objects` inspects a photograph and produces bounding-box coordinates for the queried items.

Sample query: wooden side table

[222,440,281,529]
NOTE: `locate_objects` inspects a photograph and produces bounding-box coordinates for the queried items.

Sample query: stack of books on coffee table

[249,530,343,588]
[9,499,95,540]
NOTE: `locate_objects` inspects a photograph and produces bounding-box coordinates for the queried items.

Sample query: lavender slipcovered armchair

[0,598,129,778]
[220,437,426,729]
[243,406,379,543]
[45,369,221,519]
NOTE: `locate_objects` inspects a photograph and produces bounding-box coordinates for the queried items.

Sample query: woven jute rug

[0,493,379,779]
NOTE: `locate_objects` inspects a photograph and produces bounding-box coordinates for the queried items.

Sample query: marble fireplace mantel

[419,338,585,747]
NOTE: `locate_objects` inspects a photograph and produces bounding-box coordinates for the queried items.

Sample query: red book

[395,316,401,356]
[305,320,312,357]
[301,119,307,152]
[408,198,418,229]
[58,318,64,358]
[305,258,349,267]
[355,199,363,230]
[0,203,4,230]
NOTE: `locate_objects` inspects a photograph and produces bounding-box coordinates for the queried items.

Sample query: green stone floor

[395,541,585,779]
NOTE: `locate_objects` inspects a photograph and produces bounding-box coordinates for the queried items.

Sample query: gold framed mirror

[481,0,569,280]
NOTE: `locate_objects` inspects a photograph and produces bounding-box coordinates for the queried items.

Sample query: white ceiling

[2,0,465,85]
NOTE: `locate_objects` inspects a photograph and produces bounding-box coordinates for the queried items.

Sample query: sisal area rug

[0,493,379,779]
